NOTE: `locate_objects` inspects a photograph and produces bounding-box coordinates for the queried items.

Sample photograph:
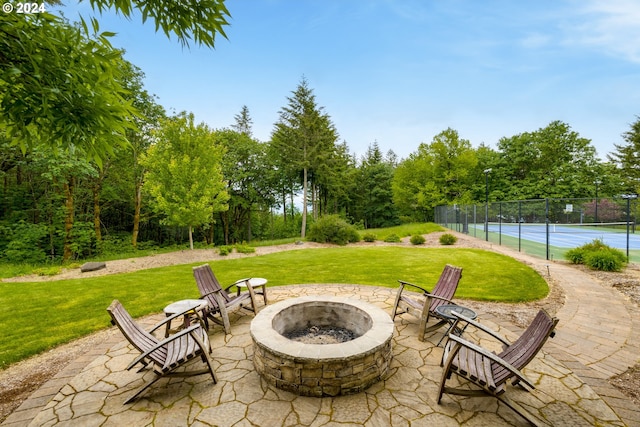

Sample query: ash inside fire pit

[284,325,357,344]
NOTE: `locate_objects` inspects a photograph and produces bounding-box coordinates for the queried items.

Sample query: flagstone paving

[2,278,637,427]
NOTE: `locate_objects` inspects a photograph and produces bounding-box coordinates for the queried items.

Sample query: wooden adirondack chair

[107,300,217,404]
[391,264,463,341]
[438,309,559,426]
[192,264,258,334]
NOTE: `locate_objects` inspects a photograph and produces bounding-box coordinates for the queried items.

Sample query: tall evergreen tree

[608,116,640,194]
[271,77,338,238]
[232,105,254,137]
[356,142,398,228]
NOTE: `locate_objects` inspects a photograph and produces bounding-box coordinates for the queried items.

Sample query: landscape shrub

[564,247,586,264]
[584,250,625,272]
[383,233,401,243]
[307,215,361,245]
[61,221,97,260]
[564,238,626,271]
[218,245,233,256]
[235,243,256,254]
[363,232,377,242]
[439,233,457,245]
[3,221,49,264]
[98,233,137,255]
[410,234,426,245]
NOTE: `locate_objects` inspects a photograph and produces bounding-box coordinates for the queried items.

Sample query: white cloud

[520,33,552,49]
[568,0,640,63]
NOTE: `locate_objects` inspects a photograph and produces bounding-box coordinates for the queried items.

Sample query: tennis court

[436,198,640,261]
[477,222,640,250]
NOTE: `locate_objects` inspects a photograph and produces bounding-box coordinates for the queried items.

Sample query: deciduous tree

[142,113,228,249]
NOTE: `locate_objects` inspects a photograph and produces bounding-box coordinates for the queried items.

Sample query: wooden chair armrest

[397,280,430,294]
[450,311,511,347]
[147,306,205,334]
[127,325,205,370]
[426,294,455,303]
[224,278,251,292]
[446,334,535,390]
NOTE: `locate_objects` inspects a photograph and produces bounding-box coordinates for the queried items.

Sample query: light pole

[484,168,492,241]
[594,180,601,223]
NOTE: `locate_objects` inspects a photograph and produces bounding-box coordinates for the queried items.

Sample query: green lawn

[0,246,547,370]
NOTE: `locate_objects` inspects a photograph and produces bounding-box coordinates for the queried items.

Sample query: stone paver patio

[3,281,635,427]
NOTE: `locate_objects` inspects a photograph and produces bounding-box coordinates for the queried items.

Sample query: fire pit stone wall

[251,295,394,397]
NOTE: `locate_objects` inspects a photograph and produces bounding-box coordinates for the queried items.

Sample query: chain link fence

[435,197,639,262]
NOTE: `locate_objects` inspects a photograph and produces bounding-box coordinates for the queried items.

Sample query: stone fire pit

[250,295,394,397]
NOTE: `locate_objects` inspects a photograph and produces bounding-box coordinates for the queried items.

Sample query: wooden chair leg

[212,293,231,334]
[124,374,163,404]
[498,396,548,427]
[391,283,405,321]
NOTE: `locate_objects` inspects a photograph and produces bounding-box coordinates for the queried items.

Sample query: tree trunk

[301,166,308,238]
[63,177,75,262]
[223,211,230,245]
[282,189,286,224]
[132,181,142,248]
[189,225,194,249]
[247,205,252,242]
[93,181,102,242]
[311,182,317,220]
[208,217,215,245]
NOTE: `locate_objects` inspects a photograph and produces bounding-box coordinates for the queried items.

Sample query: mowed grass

[360,222,444,240]
[0,246,547,369]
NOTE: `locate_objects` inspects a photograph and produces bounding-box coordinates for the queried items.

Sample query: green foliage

[584,250,625,272]
[564,247,587,264]
[2,221,49,264]
[218,245,233,256]
[88,0,230,49]
[65,221,97,260]
[216,127,274,244]
[353,142,399,228]
[307,215,361,245]
[410,234,426,245]
[384,233,401,243]
[271,77,340,238]
[32,266,63,276]
[234,243,256,254]
[0,13,136,164]
[439,233,458,245]
[363,232,377,242]
[496,121,601,200]
[97,233,138,256]
[142,112,229,248]
[393,128,477,221]
[365,223,443,242]
[564,239,626,271]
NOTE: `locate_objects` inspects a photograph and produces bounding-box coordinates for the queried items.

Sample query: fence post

[545,198,550,260]
[518,200,522,252]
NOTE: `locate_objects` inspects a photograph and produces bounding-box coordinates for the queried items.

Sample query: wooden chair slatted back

[193,265,228,308]
[493,309,558,385]
[107,300,167,365]
[429,265,463,312]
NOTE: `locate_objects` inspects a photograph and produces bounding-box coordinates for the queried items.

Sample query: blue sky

[58,0,640,161]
